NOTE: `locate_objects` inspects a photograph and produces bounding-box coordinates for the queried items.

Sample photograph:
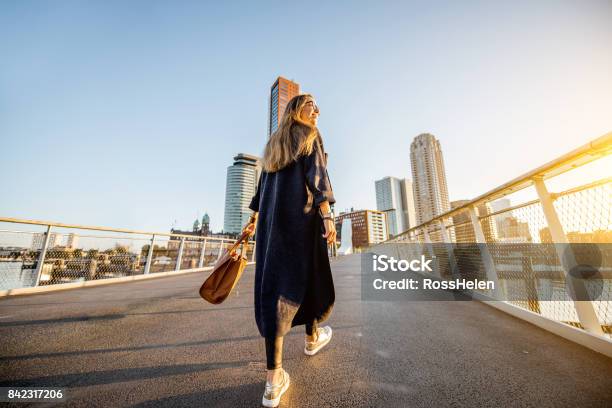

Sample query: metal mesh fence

[380,166,611,339]
[480,181,610,337]
[151,236,179,273]
[554,179,611,243]
[0,228,43,290]
[553,180,612,334]
[480,202,575,323]
[0,220,254,292]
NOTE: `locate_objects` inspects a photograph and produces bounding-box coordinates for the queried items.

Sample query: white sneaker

[304,326,333,356]
[262,369,290,407]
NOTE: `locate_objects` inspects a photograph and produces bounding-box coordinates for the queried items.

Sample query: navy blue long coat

[249,126,336,339]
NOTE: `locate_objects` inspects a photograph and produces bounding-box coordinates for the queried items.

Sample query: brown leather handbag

[199,228,252,304]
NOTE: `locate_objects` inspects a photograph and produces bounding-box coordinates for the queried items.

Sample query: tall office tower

[410,133,451,226]
[268,76,300,137]
[223,154,261,234]
[375,177,401,236]
[375,177,416,237]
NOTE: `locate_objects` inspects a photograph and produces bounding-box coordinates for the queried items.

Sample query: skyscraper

[223,154,261,234]
[268,76,300,137]
[410,133,451,226]
[375,176,416,237]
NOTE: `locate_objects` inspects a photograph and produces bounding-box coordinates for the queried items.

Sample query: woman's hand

[243,212,258,237]
[244,223,256,237]
[322,218,336,245]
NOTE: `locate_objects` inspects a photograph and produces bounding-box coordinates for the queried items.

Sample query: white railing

[0,217,255,291]
[377,132,612,340]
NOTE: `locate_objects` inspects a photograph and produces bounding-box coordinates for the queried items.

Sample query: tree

[114,244,129,254]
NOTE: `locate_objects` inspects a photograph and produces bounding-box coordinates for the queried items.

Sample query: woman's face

[299,98,319,126]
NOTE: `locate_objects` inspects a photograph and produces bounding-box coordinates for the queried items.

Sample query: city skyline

[2,1,611,233]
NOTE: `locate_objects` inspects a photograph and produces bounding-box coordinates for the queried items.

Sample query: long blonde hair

[262,94,319,172]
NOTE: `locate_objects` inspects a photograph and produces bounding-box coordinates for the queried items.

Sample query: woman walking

[245,93,337,407]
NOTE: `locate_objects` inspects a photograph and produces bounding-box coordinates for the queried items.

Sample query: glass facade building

[223,154,261,234]
[375,176,417,237]
[268,77,300,137]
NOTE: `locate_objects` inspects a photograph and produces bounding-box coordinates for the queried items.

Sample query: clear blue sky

[1,0,611,233]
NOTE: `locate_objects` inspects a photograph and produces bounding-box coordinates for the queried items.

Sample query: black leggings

[265,322,318,370]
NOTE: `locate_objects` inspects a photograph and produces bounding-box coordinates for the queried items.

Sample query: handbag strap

[226,229,251,254]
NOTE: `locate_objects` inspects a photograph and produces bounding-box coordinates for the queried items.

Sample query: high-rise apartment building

[268,77,300,137]
[223,153,261,234]
[375,176,416,237]
[335,209,388,249]
[410,133,451,226]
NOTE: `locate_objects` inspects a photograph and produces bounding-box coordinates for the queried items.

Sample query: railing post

[439,219,460,280]
[423,227,431,244]
[217,239,225,261]
[422,227,439,277]
[533,176,603,335]
[144,234,155,275]
[522,257,541,314]
[468,206,501,298]
[175,237,185,272]
[33,225,52,287]
[198,238,207,268]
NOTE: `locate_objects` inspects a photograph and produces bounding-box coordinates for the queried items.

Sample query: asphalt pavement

[1,254,611,407]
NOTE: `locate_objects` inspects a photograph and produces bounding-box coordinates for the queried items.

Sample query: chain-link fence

[0,220,255,291]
